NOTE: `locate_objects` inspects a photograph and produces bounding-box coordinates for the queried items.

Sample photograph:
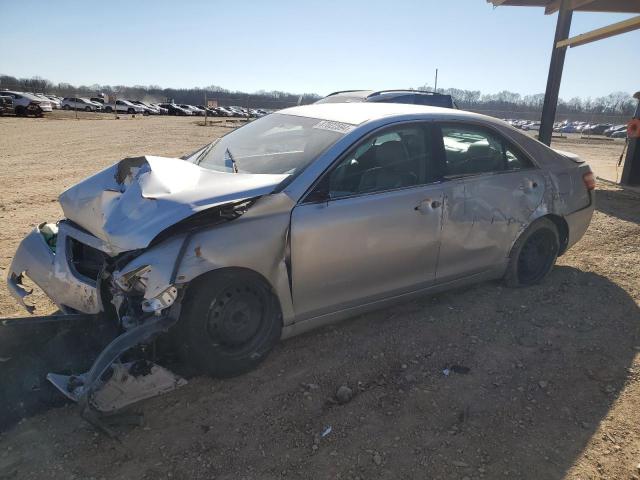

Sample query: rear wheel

[127,107,135,114]
[15,106,27,117]
[505,218,559,287]
[63,104,71,111]
[84,106,91,112]
[105,106,113,113]
[176,270,282,377]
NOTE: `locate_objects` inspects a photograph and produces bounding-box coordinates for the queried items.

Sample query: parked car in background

[126,100,158,115]
[196,105,219,116]
[148,103,169,115]
[102,99,144,114]
[316,89,458,109]
[214,106,234,117]
[61,97,103,112]
[521,121,540,131]
[0,95,13,115]
[158,103,192,116]
[611,129,628,139]
[39,94,61,109]
[128,101,167,115]
[1,90,52,116]
[90,97,105,105]
[582,123,612,135]
[7,102,595,413]
[179,104,204,116]
[225,106,245,117]
[605,125,627,137]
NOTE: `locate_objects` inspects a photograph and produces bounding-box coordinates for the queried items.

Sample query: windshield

[191,113,350,175]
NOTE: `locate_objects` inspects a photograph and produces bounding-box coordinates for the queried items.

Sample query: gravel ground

[0,112,639,480]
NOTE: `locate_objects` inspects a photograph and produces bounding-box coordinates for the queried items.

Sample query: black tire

[504,218,559,287]
[105,106,113,113]
[176,269,282,377]
[15,106,27,117]
[84,106,91,112]
[62,104,71,111]
[127,107,135,114]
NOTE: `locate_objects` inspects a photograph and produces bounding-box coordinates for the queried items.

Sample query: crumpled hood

[59,155,288,255]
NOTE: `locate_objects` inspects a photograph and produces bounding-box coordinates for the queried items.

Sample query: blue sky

[1,0,638,98]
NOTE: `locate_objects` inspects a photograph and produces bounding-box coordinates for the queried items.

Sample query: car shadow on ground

[2,266,640,480]
[254,266,640,479]
[595,187,640,223]
[1,266,638,480]
[84,264,636,480]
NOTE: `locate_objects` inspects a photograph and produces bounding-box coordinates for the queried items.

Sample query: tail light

[583,172,596,191]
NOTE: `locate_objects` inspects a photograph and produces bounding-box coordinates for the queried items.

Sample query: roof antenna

[434,68,438,92]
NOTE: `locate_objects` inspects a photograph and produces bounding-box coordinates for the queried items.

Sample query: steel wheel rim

[206,282,266,351]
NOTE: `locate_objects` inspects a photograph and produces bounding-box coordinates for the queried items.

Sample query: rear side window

[439,124,533,177]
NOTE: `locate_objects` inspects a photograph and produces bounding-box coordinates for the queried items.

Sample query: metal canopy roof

[487,0,640,185]
[488,0,640,14]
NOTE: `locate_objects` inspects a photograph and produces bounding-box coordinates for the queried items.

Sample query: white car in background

[1,90,52,116]
[129,100,166,115]
[522,121,541,131]
[37,94,61,109]
[61,97,103,112]
[102,99,145,114]
[149,103,169,114]
[179,104,205,116]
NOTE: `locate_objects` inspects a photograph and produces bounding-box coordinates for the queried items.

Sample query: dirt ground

[0,112,639,480]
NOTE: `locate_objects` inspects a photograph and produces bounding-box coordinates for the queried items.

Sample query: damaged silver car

[7,103,595,416]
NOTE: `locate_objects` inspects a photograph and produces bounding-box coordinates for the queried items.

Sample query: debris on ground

[335,385,353,404]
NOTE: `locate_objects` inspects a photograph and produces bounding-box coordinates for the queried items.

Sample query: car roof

[280,102,481,125]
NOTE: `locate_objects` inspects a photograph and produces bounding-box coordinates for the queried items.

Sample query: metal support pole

[620,92,640,186]
[204,91,208,126]
[538,0,573,146]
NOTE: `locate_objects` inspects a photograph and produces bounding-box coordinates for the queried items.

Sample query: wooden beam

[545,0,595,14]
[556,15,640,48]
[489,0,640,13]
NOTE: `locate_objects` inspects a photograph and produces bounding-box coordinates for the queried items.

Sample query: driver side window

[327,125,429,199]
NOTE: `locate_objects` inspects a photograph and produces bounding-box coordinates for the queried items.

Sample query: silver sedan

[7,103,595,412]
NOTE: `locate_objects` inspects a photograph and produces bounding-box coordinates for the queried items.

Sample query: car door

[290,123,450,320]
[433,122,546,282]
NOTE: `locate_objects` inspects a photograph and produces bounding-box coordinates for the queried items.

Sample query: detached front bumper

[7,221,109,314]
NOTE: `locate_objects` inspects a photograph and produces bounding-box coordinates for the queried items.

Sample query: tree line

[1,74,636,116]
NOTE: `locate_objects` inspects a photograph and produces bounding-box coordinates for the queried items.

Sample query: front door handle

[519,180,539,192]
[414,198,442,213]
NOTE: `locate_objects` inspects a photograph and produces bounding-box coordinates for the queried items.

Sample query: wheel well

[542,214,569,256]
[181,267,283,314]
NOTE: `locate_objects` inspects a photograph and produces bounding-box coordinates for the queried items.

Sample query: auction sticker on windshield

[313,120,355,134]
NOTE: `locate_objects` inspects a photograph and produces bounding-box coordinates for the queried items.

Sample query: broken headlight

[114,265,151,293]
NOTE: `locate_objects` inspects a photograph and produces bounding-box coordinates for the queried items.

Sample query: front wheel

[504,218,559,287]
[105,106,113,113]
[84,106,91,112]
[175,270,282,377]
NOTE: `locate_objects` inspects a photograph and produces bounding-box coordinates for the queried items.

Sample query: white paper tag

[313,120,355,134]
